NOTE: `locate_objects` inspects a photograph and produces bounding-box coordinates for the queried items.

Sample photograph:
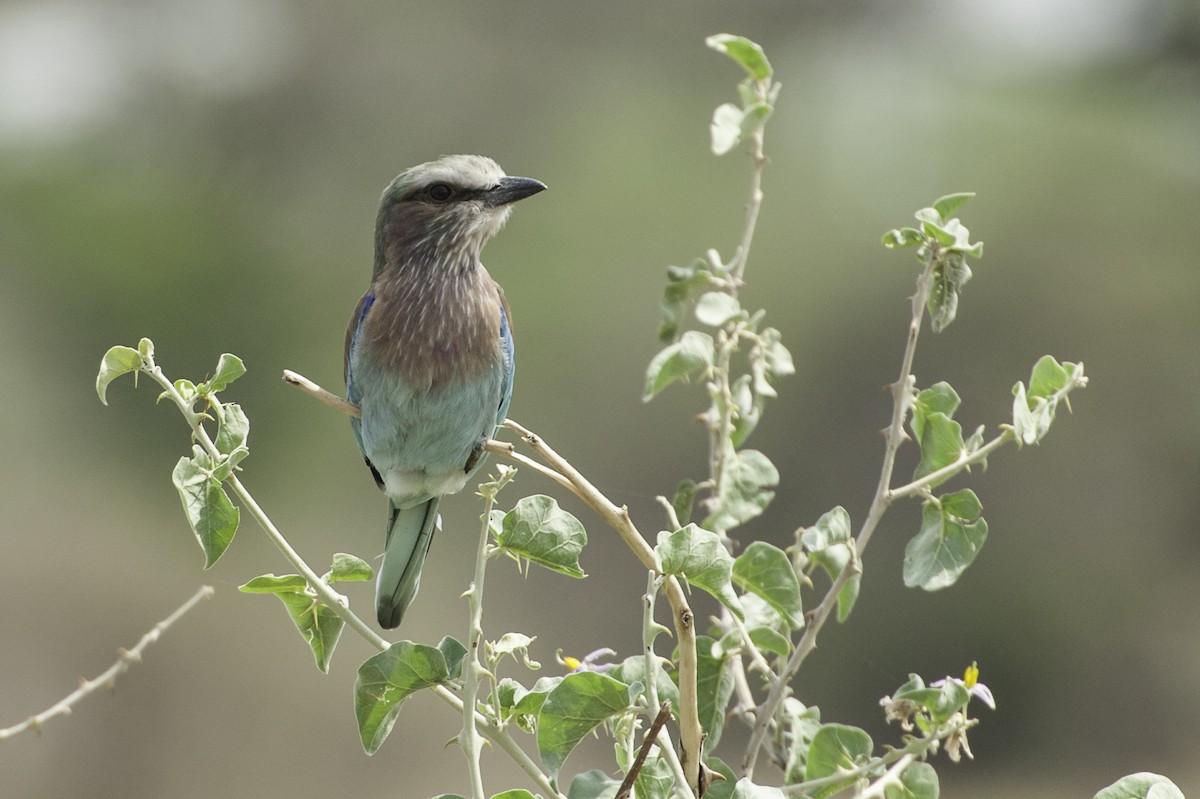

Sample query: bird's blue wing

[344,291,375,455]
[496,295,515,429]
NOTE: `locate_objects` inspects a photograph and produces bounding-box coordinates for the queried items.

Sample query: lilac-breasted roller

[344,155,545,628]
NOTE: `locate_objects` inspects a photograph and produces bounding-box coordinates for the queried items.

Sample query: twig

[857,753,915,799]
[461,475,510,799]
[502,418,706,797]
[148,362,389,652]
[743,252,940,777]
[484,440,579,497]
[0,585,214,741]
[282,369,361,418]
[616,701,674,799]
[433,685,566,799]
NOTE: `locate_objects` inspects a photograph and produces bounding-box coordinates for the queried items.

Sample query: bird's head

[374,154,546,276]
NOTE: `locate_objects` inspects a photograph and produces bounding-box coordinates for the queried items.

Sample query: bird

[344,154,545,629]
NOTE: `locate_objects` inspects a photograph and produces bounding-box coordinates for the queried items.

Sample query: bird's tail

[376,496,440,629]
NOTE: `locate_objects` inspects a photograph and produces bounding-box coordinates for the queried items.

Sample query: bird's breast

[362,269,503,392]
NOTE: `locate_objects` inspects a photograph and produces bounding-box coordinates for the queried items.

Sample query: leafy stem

[134,346,390,651]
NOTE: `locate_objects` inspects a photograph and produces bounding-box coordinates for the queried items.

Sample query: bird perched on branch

[344,155,545,628]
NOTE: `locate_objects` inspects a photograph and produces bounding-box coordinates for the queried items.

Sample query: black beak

[486,176,547,207]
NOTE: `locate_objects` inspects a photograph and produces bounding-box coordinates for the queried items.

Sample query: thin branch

[433,685,566,799]
[484,439,580,497]
[743,254,939,776]
[642,573,691,796]
[616,702,674,799]
[0,585,214,741]
[502,418,706,797]
[461,478,505,799]
[857,753,915,799]
[888,429,1013,501]
[147,362,389,652]
[282,369,361,418]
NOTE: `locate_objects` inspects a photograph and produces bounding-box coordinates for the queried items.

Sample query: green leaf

[805,724,874,796]
[695,291,742,327]
[1012,356,1084,445]
[658,258,716,342]
[710,102,744,156]
[927,253,973,333]
[490,791,539,799]
[437,635,468,680]
[671,478,699,526]
[329,552,373,582]
[882,227,924,249]
[733,541,803,629]
[496,495,587,578]
[932,192,975,222]
[432,795,468,799]
[930,677,971,723]
[214,402,250,455]
[1028,354,1070,399]
[566,770,621,799]
[704,449,779,531]
[730,778,786,798]
[720,625,790,658]
[706,34,773,80]
[239,573,310,593]
[730,375,763,446]
[633,754,674,799]
[96,345,144,405]
[644,331,715,401]
[836,572,861,623]
[498,675,562,731]
[756,326,795,382]
[536,671,632,780]
[801,506,851,550]
[692,636,736,751]
[614,655,679,712]
[800,506,860,621]
[1093,773,1185,799]
[739,102,773,139]
[782,699,823,784]
[207,352,246,393]
[910,382,960,445]
[354,641,459,755]
[237,573,343,673]
[903,489,987,591]
[885,761,940,799]
[171,446,239,568]
[656,524,743,617]
[913,412,965,486]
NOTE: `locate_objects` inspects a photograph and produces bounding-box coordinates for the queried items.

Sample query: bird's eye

[427,183,453,202]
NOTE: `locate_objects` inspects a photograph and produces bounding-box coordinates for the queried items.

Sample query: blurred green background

[2,1,1198,797]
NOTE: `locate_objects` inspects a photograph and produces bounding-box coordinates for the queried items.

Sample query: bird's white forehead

[408,154,506,190]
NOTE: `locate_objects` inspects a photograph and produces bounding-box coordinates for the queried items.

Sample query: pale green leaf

[656,524,742,617]
[496,495,587,578]
[171,446,239,568]
[536,671,632,780]
[354,641,459,755]
[329,552,373,582]
[644,331,714,400]
[903,490,987,591]
[1093,773,1185,799]
[805,724,874,795]
[96,345,144,405]
[706,34,773,80]
[733,541,803,628]
[695,291,742,327]
[705,449,778,531]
